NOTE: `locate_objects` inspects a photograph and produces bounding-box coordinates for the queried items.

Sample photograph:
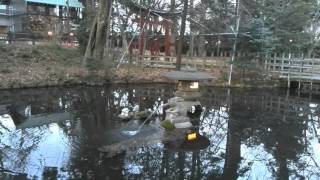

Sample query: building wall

[0,3,11,31]
[10,0,27,32]
[11,0,27,15]
[0,16,11,27]
[2,0,83,41]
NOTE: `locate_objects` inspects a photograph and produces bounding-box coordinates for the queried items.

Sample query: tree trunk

[170,0,177,56]
[176,0,188,70]
[118,7,129,52]
[103,0,114,63]
[82,0,113,67]
[189,0,194,57]
[83,15,98,66]
[197,0,206,57]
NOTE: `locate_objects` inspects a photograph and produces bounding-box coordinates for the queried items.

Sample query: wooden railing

[130,55,228,70]
[0,33,7,42]
[266,55,320,81]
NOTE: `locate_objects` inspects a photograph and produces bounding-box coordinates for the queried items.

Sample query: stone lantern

[164,69,212,101]
[163,68,212,129]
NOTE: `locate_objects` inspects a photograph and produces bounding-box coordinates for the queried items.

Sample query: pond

[0,84,319,179]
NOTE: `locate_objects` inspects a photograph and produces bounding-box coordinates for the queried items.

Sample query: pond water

[0,84,320,179]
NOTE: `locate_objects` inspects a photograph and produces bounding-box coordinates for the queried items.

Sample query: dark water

[0,84,319,180]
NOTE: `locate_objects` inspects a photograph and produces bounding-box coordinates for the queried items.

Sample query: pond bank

[0,45,279,90]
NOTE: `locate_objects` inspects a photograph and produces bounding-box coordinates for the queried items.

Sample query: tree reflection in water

[121,88,320,179]
[0,86,319,179]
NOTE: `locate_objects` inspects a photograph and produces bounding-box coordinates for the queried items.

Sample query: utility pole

[228,0,241,86]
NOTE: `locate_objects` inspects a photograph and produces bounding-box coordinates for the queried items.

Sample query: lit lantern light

[47,31,53,42]
[187,132,197,141]
[189,82,199,89]
[69,32,74,37]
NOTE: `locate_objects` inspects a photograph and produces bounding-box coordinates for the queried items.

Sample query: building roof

[26,0,84,8]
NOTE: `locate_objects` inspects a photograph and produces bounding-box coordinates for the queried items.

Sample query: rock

[132,104,139,112]
[163,96,202,129]
[168,97,184,105]
[174,122,193,129]
[170,116,190,124]
[118,114,131,120]
[165,107,180,117]
[118,108,132,120]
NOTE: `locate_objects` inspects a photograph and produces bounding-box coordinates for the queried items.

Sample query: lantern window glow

[190,82,199,89]
[187,132,197,141]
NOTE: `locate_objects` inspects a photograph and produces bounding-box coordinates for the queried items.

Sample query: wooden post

[203,59,206,69]
[298,53,304,90]
[287,53,291,88]
[273,54,276,72]
[139,17,145,58]
[311,56,315,91]
[264,54,268,71]
[281,53,285,77]
[164,20,171,57]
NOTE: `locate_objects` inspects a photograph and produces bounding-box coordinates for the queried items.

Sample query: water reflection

[0,85,319,179]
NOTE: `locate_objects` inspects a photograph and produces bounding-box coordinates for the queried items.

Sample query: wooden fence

[137,55,228,70]
[122,50,259,70]
[265,54,320,87]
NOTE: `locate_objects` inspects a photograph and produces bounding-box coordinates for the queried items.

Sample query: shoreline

[0,79,280,91]
[0,44,279,90]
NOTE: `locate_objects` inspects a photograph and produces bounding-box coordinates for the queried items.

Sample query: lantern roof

[26,0,84,8]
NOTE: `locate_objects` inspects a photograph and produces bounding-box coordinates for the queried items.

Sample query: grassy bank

[0,45,278,89]
[0,44,106,89]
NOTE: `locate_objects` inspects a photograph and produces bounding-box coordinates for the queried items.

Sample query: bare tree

[83,0,113,67]
[176,0,188,70]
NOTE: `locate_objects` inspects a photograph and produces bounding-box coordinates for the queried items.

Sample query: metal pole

[228,0,241,86]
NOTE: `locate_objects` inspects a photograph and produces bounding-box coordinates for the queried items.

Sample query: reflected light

[0,114,16,132]
[48,123,60,134]
[310,103,318,108]
[126,164,143,175]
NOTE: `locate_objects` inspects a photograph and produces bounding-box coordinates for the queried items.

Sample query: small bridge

[265,54,320,89]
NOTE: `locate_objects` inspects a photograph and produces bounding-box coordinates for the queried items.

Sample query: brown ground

[0,44,277,89]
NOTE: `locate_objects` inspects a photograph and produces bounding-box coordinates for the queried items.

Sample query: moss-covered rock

[135,111,151,120]
[161,120,176,131]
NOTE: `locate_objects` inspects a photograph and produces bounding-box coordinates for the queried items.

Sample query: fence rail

[265,55,320,87]
[128,55,228,70]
